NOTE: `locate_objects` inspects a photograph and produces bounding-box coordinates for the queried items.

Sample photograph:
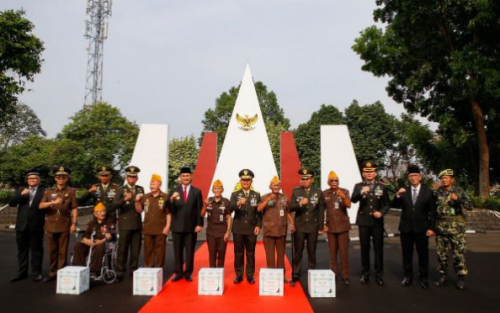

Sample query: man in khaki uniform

[135,174,171,268]
[203,179,232,268]
[112,165,145,281]
[73,203,116,274]
[323,170,351,284]
[39,166,78,282]
[79,165,120,221]
[258,176,294,281]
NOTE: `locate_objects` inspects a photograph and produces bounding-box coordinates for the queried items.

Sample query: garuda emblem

[236,113,258,131]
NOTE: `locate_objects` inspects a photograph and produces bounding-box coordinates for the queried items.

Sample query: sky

[2,0,419,140]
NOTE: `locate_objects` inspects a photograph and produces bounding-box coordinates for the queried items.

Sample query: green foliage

[345,100,399,168]
[201,81,290,170]
[0,189,14,204]
[0,135,57,187]
[55,102,139,187]
[0,9,44,124]
[294,104,345,186]
[168,135,199,189]
[352,0,500,198]
[0,103,46,150]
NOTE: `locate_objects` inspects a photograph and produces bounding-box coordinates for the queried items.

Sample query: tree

[168,136,199,189]
[352,1,500,199]
[55,103,139,187]
[294,104,345,186]
[0,10,44,123]
[0,135,56,187]
[201,81,290,170]
[0,103,46,150]
[345,101,400,168]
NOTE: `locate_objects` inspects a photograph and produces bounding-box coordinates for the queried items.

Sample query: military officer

[135,174,171,268]
[79,165,119,221]
[434,169,472,290]
[203,179,232,268]
[323,170,351,284]
[257,176,294,282]
[289,168,325,285]
[39,166,78,282]
[229,169,262,284]
[352,161,390,286]
[73,203,116,275]
[112,165,145,281]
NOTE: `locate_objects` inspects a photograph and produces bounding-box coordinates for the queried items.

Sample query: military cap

[180,165,192,174]
[438,169,454,178]
[54,166,70,176]
[328,170,339,181]
[125,165,140,177]
[270,176,281,185]
[97,165,113,176]
[362,161,377,172]
[26,168,41,177]
[407,164,421,175]
[94,202,106,212]
[239,169,254,180]
[212,179,223,188]
[298,168,313,179]
[150,174,162,182]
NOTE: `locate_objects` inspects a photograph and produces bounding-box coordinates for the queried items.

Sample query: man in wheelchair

[73,203,116,277]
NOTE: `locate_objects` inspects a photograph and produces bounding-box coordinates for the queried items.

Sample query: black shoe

[456,276,465,290]
[375,277,384,286]
[185,274,193,282]
[360,275,369,284]
[43,275,56,283]
[247,276,255,284]
[10,274,28,282]
[33,274,43,282]
[234,276,243,284]
[341,277,350,285]
[419,279,429,289]
[435,275,446,287]
[171,274,184,282]
[401,277,412,287]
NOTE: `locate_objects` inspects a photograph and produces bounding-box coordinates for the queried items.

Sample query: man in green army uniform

[79,165,119,221]
[289,168,325,285]
[434,169,472,290]
[112,166,145,282]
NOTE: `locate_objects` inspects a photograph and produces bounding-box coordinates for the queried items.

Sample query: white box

[308,269,336,298]
[133,268,163,296]
[198,268,224,296]
[56,266,90,295]
[259,268,284,296]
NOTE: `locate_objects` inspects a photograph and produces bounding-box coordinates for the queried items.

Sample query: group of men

[8,160,472,290]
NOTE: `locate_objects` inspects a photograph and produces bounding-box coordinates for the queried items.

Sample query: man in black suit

[169,166,203,282]
[391,165,436,289]
[8,169,46,282]
[352,161,390,286]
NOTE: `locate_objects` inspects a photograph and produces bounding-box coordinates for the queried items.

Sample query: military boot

[456,275,465,290]
[434,275,446,287]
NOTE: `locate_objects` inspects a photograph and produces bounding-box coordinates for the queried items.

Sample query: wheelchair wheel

[102,269,117,284]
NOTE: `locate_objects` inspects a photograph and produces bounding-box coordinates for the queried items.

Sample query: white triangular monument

[210,64,278,197]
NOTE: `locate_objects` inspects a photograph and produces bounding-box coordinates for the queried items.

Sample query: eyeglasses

[55,176,68,179]
[329,179,339,182]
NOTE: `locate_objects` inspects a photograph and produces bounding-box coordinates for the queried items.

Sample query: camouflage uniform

[434,186,472,276]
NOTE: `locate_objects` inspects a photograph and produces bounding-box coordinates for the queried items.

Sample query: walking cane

[86,231,96,268]
[290,230,296,287]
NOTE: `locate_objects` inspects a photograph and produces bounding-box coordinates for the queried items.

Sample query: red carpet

[140,242,313,312]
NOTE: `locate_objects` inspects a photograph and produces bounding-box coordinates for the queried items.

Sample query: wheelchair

[71,228,119,284]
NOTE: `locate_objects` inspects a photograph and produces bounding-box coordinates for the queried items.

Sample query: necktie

[29,188,35,206]
[412,188,417,204]
[244,191,249,198]
[183,186,187,202]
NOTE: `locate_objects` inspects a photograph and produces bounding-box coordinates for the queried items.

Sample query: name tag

[334,202,339,209]
[219,215,224,222]
[280,209,284,217]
